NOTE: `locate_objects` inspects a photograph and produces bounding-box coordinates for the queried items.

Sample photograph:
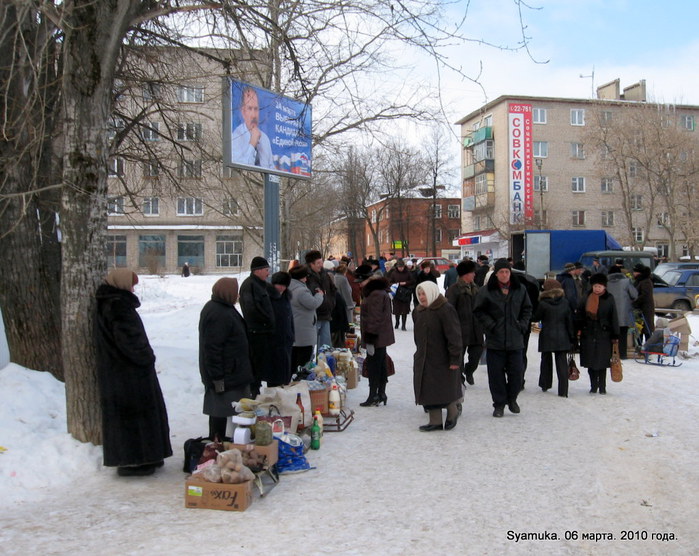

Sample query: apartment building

[455,79,699,261]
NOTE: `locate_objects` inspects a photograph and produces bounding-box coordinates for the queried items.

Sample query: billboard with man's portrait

[223,79,312,179]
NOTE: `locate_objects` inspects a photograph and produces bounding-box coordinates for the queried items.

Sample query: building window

[601,178,614,193]
[216,234,243,267]
[143,82,162,101]
[629,161,638,178]
[141,122,160,141]
[533,108,547,124]
[630,194,643,210]
[177,85,204,103]
[601,211,614,227]
[177,197,203,216]
[475,173,488,195]
[108,196,125,215]
[178,159,202,178]
[106,235,127,268]
[570,142,585,159]
[570,109,585,126]
[601,110,613,125]
[432,204,442,218]
[600,145,612,160]
[571,177,586,193]
[473,215,481,230]
[142,197,159,216]
[632,227,644,243]
[144,160,159,177]
[447,204,460,219]
[107,117,124,140]
[473,140,493,161]
[680,115,695,131]
[656,243,669,259]
[533,141,548,158]
[434,228,442,242]
[108,157,124,177]
[483,114,493,127]
[534,175,548,192]
[371,210,377,223]
[177,123,202,142]
[448,229,460,242]
[138,235,166,268]
[223,198,239,216]
[177,235,204,268]
[657,212,670,227]
[572,210,585,227]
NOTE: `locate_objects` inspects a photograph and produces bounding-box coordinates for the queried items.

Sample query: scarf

[498,280,511,295]
[585,291,601,320]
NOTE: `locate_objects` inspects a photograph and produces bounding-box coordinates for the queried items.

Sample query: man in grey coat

[606,265,638,359]
[288,265,324,375]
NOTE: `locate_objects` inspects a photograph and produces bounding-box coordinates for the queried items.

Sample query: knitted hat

[589,273,608,286]
[543,278,562,291]
[250,256,269,271]
[493,258,510,272]
[323,260,335,271]
[289,265,309,281]
[271,271,291,287]
[563,262,576,271]
[456,260,477,276]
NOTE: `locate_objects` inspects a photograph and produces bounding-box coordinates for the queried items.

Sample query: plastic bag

[276,434,313,474]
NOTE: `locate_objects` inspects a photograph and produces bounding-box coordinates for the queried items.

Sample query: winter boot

[401,315,407,331]
[588,369,598,393]
[419,409,443,431]
[360,376,380,406]
[395,316,400,329]
[598,369,607,394]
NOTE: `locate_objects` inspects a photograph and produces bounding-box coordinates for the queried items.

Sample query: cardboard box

[229,439,279,466]
[184,477,253,511]
[345,364,358,389]
[309,387,329,415]
[668,315,691,351]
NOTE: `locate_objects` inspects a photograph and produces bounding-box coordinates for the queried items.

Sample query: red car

[415,257,453,273]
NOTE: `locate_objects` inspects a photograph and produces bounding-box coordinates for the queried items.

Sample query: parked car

[652,269,699,312]
[578,250,655,273]
[654,262,699,281]
[415,257,452,273]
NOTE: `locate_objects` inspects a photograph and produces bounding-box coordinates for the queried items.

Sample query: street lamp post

[535,158,544,229]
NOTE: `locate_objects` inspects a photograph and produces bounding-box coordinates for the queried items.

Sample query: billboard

[223,79,312,179]
[507,103,534,224]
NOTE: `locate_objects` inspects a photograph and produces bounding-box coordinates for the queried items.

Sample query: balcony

[472,126,492,145]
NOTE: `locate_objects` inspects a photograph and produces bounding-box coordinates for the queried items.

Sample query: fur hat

[632,263,646,273]
[457,260,477,276]
[589,273,608,286]
[289,265,309,281]
[493,258,510,272]
[250,256,269,271]
[563,262,575,271]
[543,278,562,291]
[271,271,291,287]
[354,264,373,281]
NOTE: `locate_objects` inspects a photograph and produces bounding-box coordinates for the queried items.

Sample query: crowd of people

[92,252,659,475]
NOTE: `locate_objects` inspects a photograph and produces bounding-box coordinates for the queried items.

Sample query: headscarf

[105,268,138,291]
[212,277,239,305]
[416,280,440,307]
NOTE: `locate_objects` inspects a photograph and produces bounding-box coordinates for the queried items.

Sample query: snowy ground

[1,274,699,555]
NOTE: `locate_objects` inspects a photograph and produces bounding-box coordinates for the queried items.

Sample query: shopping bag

[610,344,623,382]
[567,353,580,381]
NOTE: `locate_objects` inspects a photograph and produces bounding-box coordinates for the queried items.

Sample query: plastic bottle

[310,416,321,450]
[328,383,341,416]
[314,409,324,444]
[296,393,305,429]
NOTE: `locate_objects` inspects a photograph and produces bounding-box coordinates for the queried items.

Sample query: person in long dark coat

[632,263,655,343]
[413,281,463,431]
[359,274,395,406]
[199,277,254,441]
[268,272,295,386]
[412,260,438,307]
[532,279,575,397]
[387,259,415,330]
[576,273,620,395]
[94,268,172,476]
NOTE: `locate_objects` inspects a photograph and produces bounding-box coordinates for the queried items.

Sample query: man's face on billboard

[241,90,259,130]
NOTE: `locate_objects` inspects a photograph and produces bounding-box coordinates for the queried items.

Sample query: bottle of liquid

[328,383,341,416]
[310,416,321,450]
[296,393,305,429]
[314,409,324,444]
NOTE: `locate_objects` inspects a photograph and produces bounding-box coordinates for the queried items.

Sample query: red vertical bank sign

[508,103,533,224]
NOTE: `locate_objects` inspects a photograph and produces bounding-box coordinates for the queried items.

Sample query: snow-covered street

[1,274,698,555]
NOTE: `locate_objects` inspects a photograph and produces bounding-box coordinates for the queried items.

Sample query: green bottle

[310,415,321,450]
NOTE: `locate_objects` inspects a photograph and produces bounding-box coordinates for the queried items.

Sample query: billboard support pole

[264,173,281,273]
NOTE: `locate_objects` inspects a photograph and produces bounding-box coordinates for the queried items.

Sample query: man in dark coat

[269,272,295,386]
[474,259,532,417]
[387,259,415,330]
[442,262,458,292]
[199,277,254,440]
[474,255,490,287]
[632,263,655,343]
[512,261,541,387]
[305,250,337,349]
[95,269,172,476]
[239,256,276,396]
[446,260,484,386]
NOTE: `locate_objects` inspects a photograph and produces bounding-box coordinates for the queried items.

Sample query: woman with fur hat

[473,258,532,417]
[95,269,172,476]
[576,273,620,394]
[532,279,575,397]
[359,274,395,406]
[387,259,415,331]
[413,281,463,431]
[199,277,255,440]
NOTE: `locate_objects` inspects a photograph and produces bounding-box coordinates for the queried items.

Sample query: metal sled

[322,408,355,432]
[635,333,682,367]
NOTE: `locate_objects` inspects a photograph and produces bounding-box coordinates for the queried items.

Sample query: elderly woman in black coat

[532,279,575,397]
[95,269,172,476]
[576,273,620,394]
[199,277,254,440]
[268,272,295,387]
[413,281,463,431]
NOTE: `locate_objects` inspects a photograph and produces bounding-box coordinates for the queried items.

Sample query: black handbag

[394,285,412,304]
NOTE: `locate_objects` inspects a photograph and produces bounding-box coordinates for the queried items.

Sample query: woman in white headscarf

[412,281,463,431]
